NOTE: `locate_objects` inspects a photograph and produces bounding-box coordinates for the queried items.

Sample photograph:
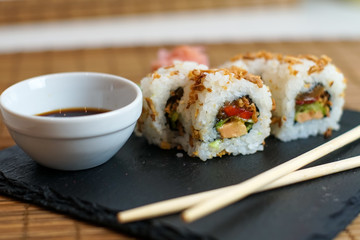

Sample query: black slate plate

[1,110,360,240]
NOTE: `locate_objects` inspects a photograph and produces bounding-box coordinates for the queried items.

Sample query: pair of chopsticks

[118,125,360,223]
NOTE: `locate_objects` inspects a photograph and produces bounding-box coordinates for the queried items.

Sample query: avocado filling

[164,87,184,133]
[295,85,331,123]
[209,139,221,149]
[215,96,258,139]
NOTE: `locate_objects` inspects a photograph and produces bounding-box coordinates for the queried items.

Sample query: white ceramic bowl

[0,72,142,170]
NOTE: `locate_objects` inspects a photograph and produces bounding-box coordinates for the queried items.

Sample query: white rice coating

[221,53,346,141]
[177,69,272,161]
[135,61,208,148]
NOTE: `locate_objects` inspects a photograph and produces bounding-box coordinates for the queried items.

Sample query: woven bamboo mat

[0,0,296,25]
[0,41,360,239]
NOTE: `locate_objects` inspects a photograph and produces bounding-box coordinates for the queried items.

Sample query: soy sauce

[36,107,110,117]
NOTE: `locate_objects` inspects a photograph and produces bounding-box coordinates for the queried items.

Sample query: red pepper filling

[295,85,329,106]
[215,96,259,139]
[295,96,318,105]
[217,96,258,122]
[294,85,332,123]
[223,105,253,119]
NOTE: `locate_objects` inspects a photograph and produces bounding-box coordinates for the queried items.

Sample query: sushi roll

[221,51,347,141]
[135,61,208,149]
[177,67,273,161]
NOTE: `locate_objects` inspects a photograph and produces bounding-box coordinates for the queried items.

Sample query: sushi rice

[135,61,208,149]
[176,67,273,160]
[221,52,346,141]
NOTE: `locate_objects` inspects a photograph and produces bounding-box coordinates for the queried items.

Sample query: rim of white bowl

[0,72,143,137]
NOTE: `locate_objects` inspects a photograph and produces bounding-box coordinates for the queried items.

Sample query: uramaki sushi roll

[177,67,273,161]
[221,51,346,141]
[135,61,208,149]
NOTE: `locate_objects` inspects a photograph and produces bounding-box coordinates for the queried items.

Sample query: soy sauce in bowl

[37,107,110,117]
[0,72,142,170]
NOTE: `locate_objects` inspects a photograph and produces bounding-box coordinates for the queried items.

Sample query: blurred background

[1,1,360,240]
[1,0,359,98]
[0,0,359,53]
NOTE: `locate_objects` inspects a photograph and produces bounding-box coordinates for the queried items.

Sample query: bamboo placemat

[0,41,360,239]
[0,0,297,26]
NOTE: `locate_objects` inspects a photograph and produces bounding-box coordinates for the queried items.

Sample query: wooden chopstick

[181,125,360,222]
[117,156,360,223]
